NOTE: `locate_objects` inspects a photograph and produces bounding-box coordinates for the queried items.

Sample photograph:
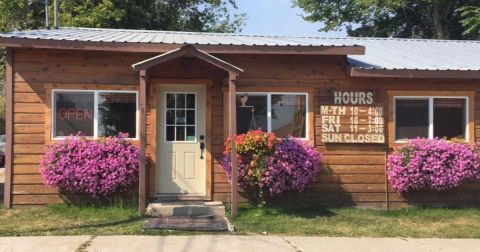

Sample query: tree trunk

[432,2,445,39]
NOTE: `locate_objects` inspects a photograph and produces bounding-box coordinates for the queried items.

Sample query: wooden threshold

[152,194,209,202]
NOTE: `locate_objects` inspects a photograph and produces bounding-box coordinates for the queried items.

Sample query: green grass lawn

[0,204,177,236]
[2,204,480,238]
[230,205,480,238]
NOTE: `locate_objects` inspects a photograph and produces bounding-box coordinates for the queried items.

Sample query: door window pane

[165,92,196,142]
[98,92,137,137]
[236,94,268,134]
[186,94,195,108]
[176,126,185,141]
[271,94,306,138]
[186,126,195,141]
[434,98,466,139]
[166,110,175,124]
[54,92,94,137]
[166,94,175,108]
[186,110,195,125]
[395,99,429,140]
[176,110,186,125]
[176,94,185,108]
[166,126,175,141]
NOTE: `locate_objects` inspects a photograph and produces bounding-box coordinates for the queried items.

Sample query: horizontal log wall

[216,54,480,208]
[11,49,149,205]
[9,48,480,208]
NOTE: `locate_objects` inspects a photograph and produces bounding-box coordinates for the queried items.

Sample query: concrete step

[146,201,226,217]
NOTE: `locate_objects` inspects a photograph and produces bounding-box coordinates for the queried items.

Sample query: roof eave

[347,66,480,79]
[0,37,365,55]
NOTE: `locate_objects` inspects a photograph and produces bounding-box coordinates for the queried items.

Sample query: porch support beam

[228,72,238,216]
[139,70,148,215]
[3,48,13,209]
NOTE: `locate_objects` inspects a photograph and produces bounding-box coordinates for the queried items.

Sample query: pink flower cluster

[222,133,321,199]
[263,137,322,195]
[387,138,480,194]
[40,133,139,198]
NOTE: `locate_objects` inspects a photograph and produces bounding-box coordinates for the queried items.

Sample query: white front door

[157,85,206,196]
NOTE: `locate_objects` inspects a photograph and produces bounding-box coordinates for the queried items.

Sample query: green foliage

[458,6,480,37]
[57,0,245,32]
[0,0,245,135]
[293,0,480,39]
[0,0,245,33]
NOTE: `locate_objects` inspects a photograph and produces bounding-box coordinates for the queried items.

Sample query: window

[236,93,308,138]
[52,90,138,139]
[54,92,95,137]
[394,96,468,141]
[165,92,196,142]
[98,92,137,137]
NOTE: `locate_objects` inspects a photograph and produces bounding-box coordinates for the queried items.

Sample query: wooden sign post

[320,90,385,144]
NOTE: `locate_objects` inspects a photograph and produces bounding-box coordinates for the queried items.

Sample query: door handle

[199,135,205,159]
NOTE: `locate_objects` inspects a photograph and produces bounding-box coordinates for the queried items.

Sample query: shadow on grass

[233,202,337,219]
[44,216,144,233]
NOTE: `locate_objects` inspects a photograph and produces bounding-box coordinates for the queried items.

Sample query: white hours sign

[320,91,385,144]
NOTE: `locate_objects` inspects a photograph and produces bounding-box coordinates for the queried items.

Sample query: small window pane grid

[52,90,139,139]
[165,93,196,142]
[236,92,308,139]
[394,96,468,142]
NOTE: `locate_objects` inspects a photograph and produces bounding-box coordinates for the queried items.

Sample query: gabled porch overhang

[132,45,243,215]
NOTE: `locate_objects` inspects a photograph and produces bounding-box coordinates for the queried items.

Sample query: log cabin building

[1,28,480,212]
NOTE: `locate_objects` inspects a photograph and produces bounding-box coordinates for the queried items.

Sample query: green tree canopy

[458,5,480,37]
[0,0,245,33]
[293,0,480,39]
[0,0,245,135]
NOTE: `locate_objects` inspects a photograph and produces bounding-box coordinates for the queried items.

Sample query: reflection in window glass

[186,126,195,141]
[271,94,306,138]
[434,98,465,139]
[98,93,137,137]
[54,92,94,137]
[236,94,268,134]
[176,110,186,125]
[395,99,429,140]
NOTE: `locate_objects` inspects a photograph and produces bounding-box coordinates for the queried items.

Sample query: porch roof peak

[132,45,243,75]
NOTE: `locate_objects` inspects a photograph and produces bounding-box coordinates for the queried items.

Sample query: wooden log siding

[8,47,480,208]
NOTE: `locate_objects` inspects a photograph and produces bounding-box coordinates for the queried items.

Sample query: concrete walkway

[1,235,480,252]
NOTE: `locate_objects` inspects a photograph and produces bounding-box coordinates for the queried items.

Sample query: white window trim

[51,89,139,140]
[393,96,469,143]
[164,91,198,143]
[235,92,309,140]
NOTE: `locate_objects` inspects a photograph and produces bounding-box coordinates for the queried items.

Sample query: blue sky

[230,0,347,37]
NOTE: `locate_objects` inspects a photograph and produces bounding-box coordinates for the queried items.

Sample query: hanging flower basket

[221,129,321,204]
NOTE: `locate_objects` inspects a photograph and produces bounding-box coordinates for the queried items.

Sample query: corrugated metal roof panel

[1,27,479,71]
[348,38,480,71]
[0,27,358,46]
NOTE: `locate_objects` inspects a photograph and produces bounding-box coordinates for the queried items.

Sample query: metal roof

[1,27,480,71]
[0,27,359,47]
[347,38,480,71]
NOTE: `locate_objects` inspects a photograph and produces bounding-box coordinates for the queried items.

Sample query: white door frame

[155,83,210,199]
